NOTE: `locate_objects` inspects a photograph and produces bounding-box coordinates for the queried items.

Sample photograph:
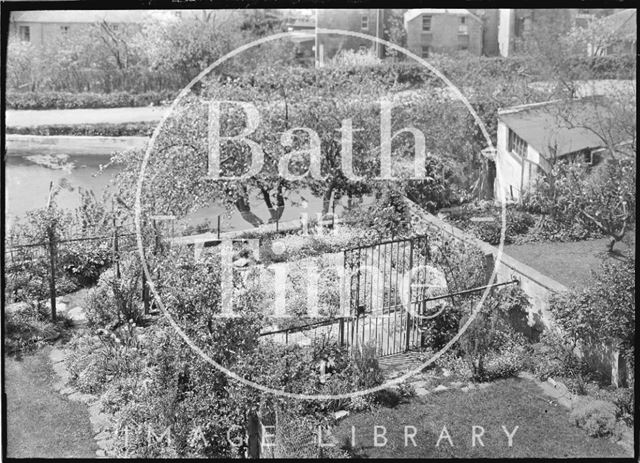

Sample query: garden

[4,15,636,458]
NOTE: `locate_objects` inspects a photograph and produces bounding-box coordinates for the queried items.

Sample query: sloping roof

[10,10,156,24]
[404,9,481,25]
[498,98,625,159]
[600,8,636,41]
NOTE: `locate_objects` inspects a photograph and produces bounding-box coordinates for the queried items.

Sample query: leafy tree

[526,158,635,251]
[549,252,635,383]
[112,63,479,229]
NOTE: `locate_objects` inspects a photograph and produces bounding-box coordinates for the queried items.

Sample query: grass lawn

[4,347,97,458]
[332,378,630,458]
[504,236,635,289]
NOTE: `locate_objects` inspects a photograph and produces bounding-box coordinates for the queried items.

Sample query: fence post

[247,412,261,459]
[113,217,121,279]
[217,215,221,240]
[47,227,57,322]
[142,270,150,315]
[339,317,345,347]
[406,238,414,351]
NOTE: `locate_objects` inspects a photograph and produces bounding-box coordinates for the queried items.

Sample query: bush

[482,345,527,381]
[570,399,618,437]
[83,258,144,328]
[4,303,72,354]
[7,121,156,137]
[587,387,634,427]
[66,321,144,395]
[527,331,589,383]
[58,240,112,288]
[6,90,175,110]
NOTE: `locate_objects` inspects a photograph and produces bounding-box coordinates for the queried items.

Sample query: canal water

[5,154,336,235]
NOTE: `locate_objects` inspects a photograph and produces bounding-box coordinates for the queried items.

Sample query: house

[497,8,627,57]
[315,9,386,63]
[487,98,628,202]
[404,9,483,57]
[8,10,155,45]
[587,9,636,56]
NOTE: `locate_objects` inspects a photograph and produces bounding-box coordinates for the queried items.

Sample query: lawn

[332,378,629,458]
[4,347,97,458]
[504,236,635,289]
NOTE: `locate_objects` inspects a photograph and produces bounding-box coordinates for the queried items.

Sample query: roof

[404,9,481,25]
[10,10,157,24]
[599,9,636,41]
[498,98,626,159]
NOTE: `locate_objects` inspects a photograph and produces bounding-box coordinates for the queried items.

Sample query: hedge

[6,122,156,137]
[6,90,177,110]
[7,55,634,110]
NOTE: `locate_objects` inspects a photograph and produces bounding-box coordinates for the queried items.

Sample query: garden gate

[341,235,432,356]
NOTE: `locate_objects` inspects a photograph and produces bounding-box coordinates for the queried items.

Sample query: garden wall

[405,199,567,336]
[406,199,625,385]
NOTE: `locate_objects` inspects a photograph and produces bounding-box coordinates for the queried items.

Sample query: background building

[404,9,483,58]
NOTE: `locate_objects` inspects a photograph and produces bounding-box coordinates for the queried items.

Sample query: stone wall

[405,198,567,336]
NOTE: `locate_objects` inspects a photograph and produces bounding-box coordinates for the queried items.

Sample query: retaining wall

[405,199,568,335]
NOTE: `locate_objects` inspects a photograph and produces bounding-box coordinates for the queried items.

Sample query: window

[18,25,30,42]
[421,45,430,58]
[460,16,466,24]
[422,15,431,32]
[60,25,69,33]
[508,129,527,158]
[458,16,468,34]
[361,15,369,30]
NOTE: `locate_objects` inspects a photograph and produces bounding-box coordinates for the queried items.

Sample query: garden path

[4,346,98,458]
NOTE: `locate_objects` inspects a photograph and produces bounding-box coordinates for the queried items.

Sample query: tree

[113,62,478,228]
[527,158,635,251]
[549,252,635,385]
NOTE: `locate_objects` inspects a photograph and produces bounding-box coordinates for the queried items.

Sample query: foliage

[343,185,412,238]
[523,159,635,250]
[4,304,72,355]
[7,22,178,93]
[586,387,634,427]
[7,121,156,137]
[112,59,485,228]
[459,285,531,381]
[83,257,144,328]
[549,252,635,358]
[6,90,174,110]
[570,399,618,438]
[328,48,382,67]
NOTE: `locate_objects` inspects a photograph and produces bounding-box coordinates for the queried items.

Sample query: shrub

[482,345,527,381]
[83,258,144,328]
[459,286,531,381]
[4,303,72,354]
[570,399,618,437]
[58,240,112,288]
[527,331,589,383]
[548,253,635,368]
[7,121,156,137]
[587,387,634,427]
[6,90,175,110]
[271,413,349,458]
[66,321,144,395]
[434,351,473,381]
